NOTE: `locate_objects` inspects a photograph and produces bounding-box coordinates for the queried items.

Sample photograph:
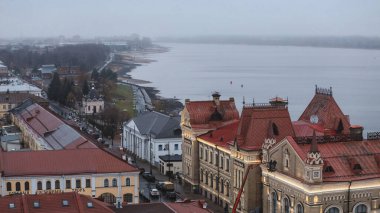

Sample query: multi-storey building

[0,148,139,205]
[123,111,182,170]
[196,97,295,212]
[261,87,378,213]
[181,92,239,193]
[0,93,47,118]
[10,99,97,150]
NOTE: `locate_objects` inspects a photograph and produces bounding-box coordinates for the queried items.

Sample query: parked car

[150,188,159,197]
[166,191,177,200]
[139,167,145,175]
[142,172,156,182]
[156,182,165,190]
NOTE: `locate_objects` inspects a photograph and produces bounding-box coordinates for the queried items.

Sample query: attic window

[337,119,344,133]
[324,166,334,173]
[210,108,223,121]
[62,200,69,207]
[9,203,15,209]
[33,201,40,208]
[272,123,279,136]
[87,201,94,208]
[353,163,362,171]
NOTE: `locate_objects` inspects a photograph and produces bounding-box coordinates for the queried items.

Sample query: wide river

[129,43,380,133]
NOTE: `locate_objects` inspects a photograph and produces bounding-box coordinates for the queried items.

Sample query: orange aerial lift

[231,164,255,213]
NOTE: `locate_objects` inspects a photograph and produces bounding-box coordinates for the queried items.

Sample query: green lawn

[112,83,135,117]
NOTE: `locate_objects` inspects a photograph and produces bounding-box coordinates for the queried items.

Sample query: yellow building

[0,148,139,205]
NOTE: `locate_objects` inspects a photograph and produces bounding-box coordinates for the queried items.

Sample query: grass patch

[111,83,135,116]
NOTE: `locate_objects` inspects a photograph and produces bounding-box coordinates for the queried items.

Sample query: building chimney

[212,92,221,106]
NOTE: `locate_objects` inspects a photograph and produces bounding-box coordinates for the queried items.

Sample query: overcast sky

[1,0,380,39]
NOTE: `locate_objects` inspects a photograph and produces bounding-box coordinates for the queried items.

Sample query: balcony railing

[368,132,380,140]
[295,134,363,144]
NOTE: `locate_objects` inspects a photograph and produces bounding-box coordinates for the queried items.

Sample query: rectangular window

[226,159,230,172]
[66,180,71,189]
[174,144,179,150]
[220,156,224,169]
[210,151,213,164]
[200,147,203,159]
[76,179,81,188]
[158,145,163,151]
[215,153,218,166]
[86,179,91,188]
[2,105,5,109]
[205,150,208,161]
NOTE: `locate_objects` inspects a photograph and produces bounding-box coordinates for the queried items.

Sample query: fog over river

[129,43,380,134]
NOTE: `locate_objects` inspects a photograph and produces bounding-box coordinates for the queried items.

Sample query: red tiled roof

[0,192,113,213]
[298,93,351,135]
[297,140,380,181]
[14,102,96,150]
[198,121,239,150]
[0,148,138,177]
[164,200,213,213]
[292,120,325,137]
[185,99,239,129]
[236,106,295,151]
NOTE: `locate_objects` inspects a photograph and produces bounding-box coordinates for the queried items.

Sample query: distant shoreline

[113,45,184,115]
[156,36,380,50]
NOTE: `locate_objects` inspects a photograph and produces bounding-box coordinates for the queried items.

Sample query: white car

[150,188,159,197]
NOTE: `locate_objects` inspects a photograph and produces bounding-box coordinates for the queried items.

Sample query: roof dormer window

[272,123,279,136]
[324,165,334,173]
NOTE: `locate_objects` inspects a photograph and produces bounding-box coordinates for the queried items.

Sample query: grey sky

[1,0,380,38]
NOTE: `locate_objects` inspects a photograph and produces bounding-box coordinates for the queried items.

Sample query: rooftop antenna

[242,96,245,105]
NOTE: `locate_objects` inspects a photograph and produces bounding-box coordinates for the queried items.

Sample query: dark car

[142,172,156,182]
[156,182,164,190]
[139,167,145,175]
[166,191,177,200]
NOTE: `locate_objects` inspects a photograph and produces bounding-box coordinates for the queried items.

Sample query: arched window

[55,180,60,189]
[112,178,117,187]
[284,197,290,213]
[296,203,304,213]
[15,182,21,191]
[355,204,368,213]
[104,179,109,187]
[326,207,340,213]
[124,193,133,203]
[220,179,224,194]
[272,191,277,213]
[24,182,30,191]
[46,181,51,190]
[126,178,130,186]
[225,182,229,196]
[6,182,12,191]
[37,181,42,190]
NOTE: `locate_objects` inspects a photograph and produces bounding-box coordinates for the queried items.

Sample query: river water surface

[129,43,380,133]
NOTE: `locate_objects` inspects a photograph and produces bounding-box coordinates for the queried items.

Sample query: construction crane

[232,164,256,213]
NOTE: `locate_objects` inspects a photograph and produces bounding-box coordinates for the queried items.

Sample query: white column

[91,176,96,197]
[42,178,46,190]
[1,179,5,196]
[71,178,75,189]
[134,174,139,204]
[60,176,65,190]
[31,179,37,194]
[81,177,86,189]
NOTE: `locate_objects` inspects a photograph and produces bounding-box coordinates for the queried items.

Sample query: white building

[0,77,42,97]
[122,111,182,167]
[82,87,104,114]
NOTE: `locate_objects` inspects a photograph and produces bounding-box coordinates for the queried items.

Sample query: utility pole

[149,134,153,174]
